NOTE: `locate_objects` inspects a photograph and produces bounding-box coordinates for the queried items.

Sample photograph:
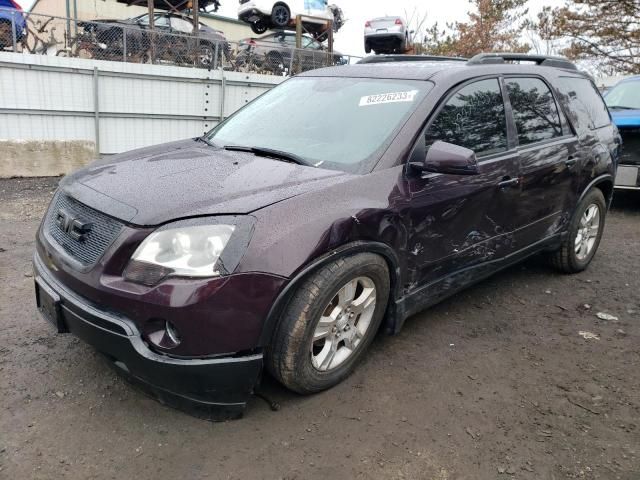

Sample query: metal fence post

[93,67,101,155]
[219,73,226,122]
[123,28,127,62]
[213,41,219,70]
[10,10,17,52]
[288,48,294,76]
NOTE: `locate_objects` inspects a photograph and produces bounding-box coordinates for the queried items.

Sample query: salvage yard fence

[0,8,361,76]
[0,8,363,177]
[0,51,285,177]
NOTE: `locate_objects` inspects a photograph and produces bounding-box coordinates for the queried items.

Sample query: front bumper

[238,6,264,23]
[33,252,263,420]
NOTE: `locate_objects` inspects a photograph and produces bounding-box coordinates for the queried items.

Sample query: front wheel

[267,253,390,394]
[549,188,607,273]
[250,20,268,35]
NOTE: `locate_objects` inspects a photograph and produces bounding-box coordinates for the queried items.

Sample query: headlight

[124,224,235,285]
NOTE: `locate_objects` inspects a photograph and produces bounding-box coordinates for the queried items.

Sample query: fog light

[145,319,181,349]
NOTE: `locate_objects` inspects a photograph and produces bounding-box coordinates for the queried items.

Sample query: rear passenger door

[405,77,521,288]
[504,76,579,245]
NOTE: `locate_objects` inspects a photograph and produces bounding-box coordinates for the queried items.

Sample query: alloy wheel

[310,276,377,372]
[575,204,600,261]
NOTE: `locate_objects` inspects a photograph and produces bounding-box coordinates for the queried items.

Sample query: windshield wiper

[223,145,312,166]
[607,105,636,110]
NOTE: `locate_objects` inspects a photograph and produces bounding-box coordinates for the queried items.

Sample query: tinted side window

[425,78,508,156]
[557,77,611,133]
[506,78,562,146]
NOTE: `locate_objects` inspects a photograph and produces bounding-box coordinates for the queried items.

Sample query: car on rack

[238,0,343,39]
[0,0,27,49]
[604,76,640,190]
[364,16,410,55]
[237,30,344,73]
[34,53,619,420]
[77,12,230,66]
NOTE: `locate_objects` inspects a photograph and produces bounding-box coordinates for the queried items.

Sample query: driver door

[404,77,521,289]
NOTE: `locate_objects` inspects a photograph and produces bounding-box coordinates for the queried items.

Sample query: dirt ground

[0,176,638,480]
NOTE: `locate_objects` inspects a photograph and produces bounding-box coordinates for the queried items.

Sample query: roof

[300,60,591,82]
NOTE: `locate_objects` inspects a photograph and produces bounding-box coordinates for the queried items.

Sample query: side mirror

[412,141,479,175]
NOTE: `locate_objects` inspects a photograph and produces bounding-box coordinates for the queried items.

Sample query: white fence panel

[0,51,284,177]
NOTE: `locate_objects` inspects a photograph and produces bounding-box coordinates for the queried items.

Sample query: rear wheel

[271,3,291,28]
[267,253,390,394]
[549,188,606,273]
[364,41,371,54]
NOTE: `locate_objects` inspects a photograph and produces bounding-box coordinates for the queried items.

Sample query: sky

[18,0,566,56]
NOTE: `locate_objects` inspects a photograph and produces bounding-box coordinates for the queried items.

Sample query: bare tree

[421,0,530,58]
[545,0,640,74]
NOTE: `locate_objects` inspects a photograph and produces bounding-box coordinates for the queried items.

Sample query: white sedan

[364,16,410,55]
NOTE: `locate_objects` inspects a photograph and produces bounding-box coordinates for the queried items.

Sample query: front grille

[620,129,640,166]
[45,192,124,267]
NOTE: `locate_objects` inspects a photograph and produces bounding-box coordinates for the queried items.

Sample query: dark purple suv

[34,53,620,420]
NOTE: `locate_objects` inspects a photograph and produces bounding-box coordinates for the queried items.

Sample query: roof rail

[357,55,467,65]
[467,53,578,70]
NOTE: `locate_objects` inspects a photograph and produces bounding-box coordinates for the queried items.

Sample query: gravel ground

[0,176,638,480]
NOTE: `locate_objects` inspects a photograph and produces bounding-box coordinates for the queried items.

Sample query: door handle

[565,156,578,167]
[498,177,520,189]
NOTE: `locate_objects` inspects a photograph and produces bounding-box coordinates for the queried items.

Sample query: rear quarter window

[556,77,611,134]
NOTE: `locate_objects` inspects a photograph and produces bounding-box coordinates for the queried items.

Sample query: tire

[265,51,284,74]
[364,42,371,54]
[250,20,268,35]
[267,253,390,394]
[198,44,214,67]
[271,3,291,28]
[549,188,607,273]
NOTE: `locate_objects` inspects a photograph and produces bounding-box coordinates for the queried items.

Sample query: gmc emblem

[55,209,93,242]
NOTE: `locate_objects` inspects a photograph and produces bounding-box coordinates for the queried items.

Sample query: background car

[364,16,410,55]
[604,75,640,190]
[237,30,344,73]
[0,0,27,49]
[238,0,343,39]
[78,12,230,66]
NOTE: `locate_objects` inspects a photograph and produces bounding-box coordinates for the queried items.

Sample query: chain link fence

[0,8,361,76]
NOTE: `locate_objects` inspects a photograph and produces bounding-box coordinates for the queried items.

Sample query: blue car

[605,76,640,191]
[0,0,27,48]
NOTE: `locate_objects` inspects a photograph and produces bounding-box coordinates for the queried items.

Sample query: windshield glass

[604,81,640,109]
[206,77,432,173]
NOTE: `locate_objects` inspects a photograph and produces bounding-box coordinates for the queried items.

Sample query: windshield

[206,77,432,173]
[604,81,640,109]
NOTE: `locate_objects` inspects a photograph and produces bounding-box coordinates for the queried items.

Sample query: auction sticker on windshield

[359,90,419,107]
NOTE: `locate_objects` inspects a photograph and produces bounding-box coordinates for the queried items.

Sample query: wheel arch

[579,174,614,208]
[257,241,403,347]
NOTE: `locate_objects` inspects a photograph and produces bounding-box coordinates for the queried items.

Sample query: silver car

[364,16,409,55]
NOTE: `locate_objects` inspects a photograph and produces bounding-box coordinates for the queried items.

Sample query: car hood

[610,109,640,128]
[60,139,350,226]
